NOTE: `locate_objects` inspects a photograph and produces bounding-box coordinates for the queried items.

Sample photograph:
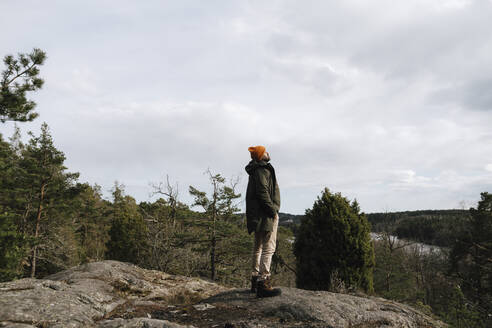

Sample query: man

[245,145,282,297]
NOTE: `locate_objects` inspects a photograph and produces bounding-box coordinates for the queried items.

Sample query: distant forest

[281,209,471,249]
[367,209,470,247]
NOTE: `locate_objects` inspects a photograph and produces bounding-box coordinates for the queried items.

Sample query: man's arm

[254,167,277,217]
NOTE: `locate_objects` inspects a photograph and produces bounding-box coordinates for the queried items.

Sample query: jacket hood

[245,160,269,175]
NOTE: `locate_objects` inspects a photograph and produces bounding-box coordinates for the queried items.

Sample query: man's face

[263,152,270,161]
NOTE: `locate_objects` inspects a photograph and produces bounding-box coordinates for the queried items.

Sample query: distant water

[370,232,447,256]
[286,233,447,256]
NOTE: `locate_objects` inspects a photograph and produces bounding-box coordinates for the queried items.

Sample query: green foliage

[0,124,84,278]
[294,188,374,293]
[0,128,26,225]
[20,123,82,277]
[212,218,252,286]
[0,212,28,281]
[189,170,242,281]
[449,192,492,326]
[138,176,257,287]
[138,197,188,272]
[372,239,414,300]
[271,226,296,287]
[73,184,111,262]
[106,183,149,264]
[367,210,470,247]
[442,285,485,328]
[0,132,29,281]
[1,48,46,122]
[369,193,491,327]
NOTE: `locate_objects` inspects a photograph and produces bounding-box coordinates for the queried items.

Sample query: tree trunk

[171,198,176,229]
[210,182,218,281]
[211,235,216,281]
[21,201,32,235]
[30,183,45,278]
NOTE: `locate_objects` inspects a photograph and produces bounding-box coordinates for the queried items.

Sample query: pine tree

[0,124,82,279]
[0,134,29,281]
[294,188,374,293]
[450,192,492,326]
[106,183,149,264]
[189,170,241,281]
[0,212,28,281]
[0,131,29,281]
[1,48,46,123]
[74,184,110,262]
[19,123,80,277]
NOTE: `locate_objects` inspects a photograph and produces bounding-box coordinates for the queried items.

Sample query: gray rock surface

[194,288,447,327]
[97,318,195,328]
[0,261,225,328]
[0,261,446,328]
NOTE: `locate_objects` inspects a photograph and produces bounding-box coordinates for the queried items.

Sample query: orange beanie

[248,145,266,161]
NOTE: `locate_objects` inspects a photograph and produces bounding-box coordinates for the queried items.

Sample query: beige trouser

[252,213,279,280]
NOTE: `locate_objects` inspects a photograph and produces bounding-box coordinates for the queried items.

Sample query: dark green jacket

[245,160,280,234]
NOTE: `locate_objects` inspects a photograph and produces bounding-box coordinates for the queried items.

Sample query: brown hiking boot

[251,275,258,293]
[256,277,282,298]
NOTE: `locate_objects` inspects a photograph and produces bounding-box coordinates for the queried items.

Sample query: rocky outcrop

[0,261,446,328]
[0,261,226,328]
[195,288,446,327]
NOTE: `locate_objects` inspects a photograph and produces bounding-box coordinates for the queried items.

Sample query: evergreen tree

[0,127,28,230]
[19,123,80,277]
[106,183,149,264]
[450,192,492,326]
[74,184,110,262]
[294,188,374,293]
[189,170,241,281]
[0,212,28,281]
[0,124,82,279]
[1,48,46,122]
[0,134,29,280]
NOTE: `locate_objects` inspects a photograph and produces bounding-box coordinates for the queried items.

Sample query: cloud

[1,0,491,213]
[460,78,492,111]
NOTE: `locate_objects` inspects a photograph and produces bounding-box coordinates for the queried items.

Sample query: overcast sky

[1,0,491,214]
